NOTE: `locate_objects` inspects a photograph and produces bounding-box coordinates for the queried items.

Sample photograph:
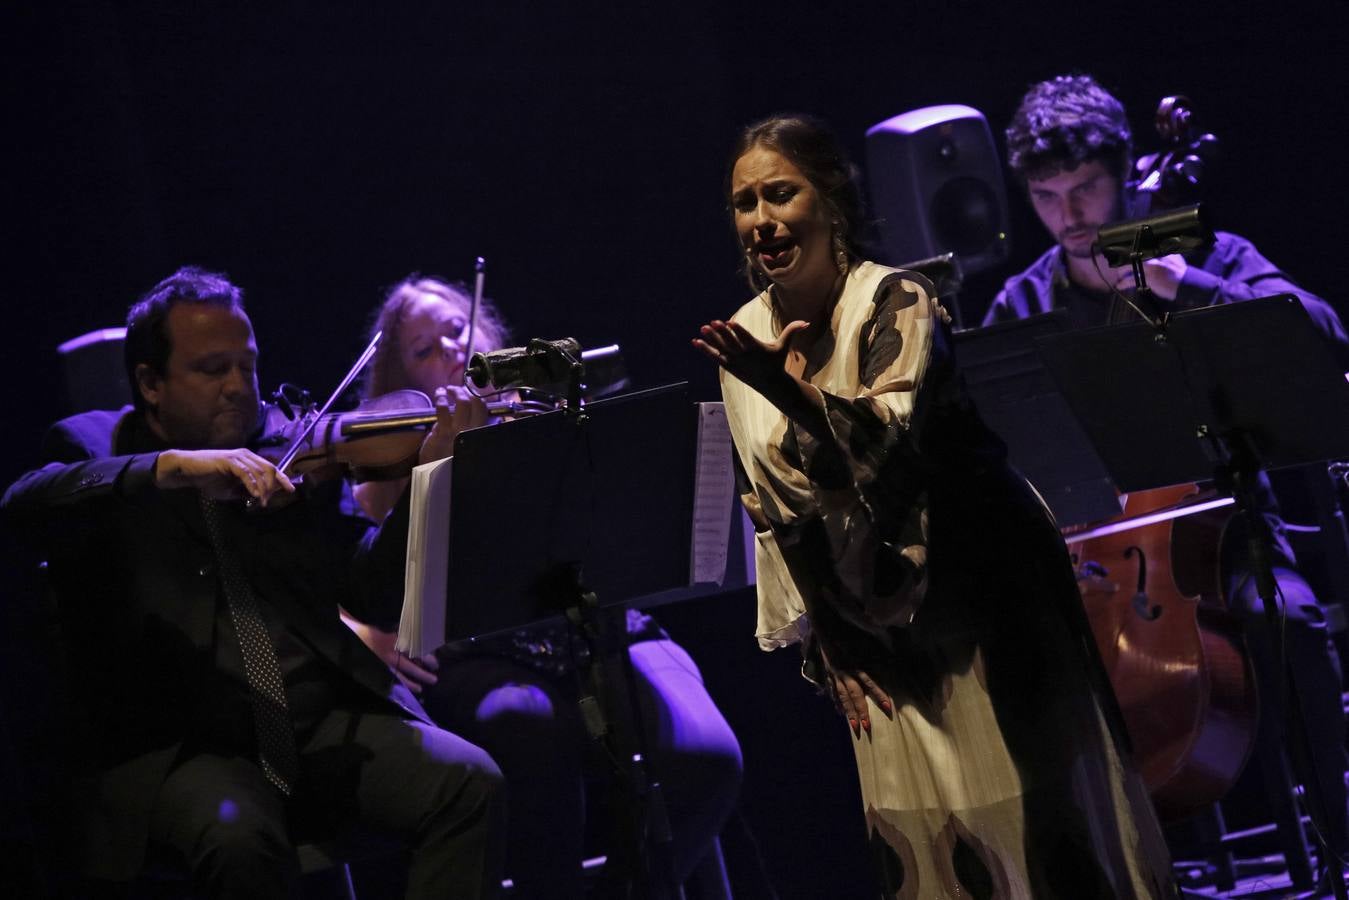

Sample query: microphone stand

[540,345,677,894]
[1219,434,1348,900]
[545,564,677,899]
[1123,224,1169,333]
[472,345,675,895]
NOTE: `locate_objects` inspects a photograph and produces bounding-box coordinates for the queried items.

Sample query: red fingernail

[880,699,892,714]
[848,716,858,733]
[862,717,871,734]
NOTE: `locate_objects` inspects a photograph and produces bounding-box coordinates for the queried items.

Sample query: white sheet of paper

[396,455,453,658]
[689,402,736,585]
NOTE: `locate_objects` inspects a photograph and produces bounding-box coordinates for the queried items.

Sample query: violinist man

[985,74,1349,881]
[1,266,505,898]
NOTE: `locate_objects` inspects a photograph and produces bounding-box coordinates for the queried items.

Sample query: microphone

[466,337,582,391]
[1093,203,1213,267]
[576,344,630,399]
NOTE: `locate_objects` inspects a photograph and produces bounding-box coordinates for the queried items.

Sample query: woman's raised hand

[418,385,488,465]
[692,318,809,396]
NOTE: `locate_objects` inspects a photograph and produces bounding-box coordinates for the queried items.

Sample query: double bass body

[1069,484,1258,822]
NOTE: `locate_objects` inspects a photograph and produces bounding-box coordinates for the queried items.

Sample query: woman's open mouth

[757,240,796,269]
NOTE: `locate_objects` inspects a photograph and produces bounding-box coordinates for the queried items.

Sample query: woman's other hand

[821,646,893,738]
[418,385,488,465]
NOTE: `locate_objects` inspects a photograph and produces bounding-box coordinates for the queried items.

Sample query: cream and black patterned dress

[721,261,1174,898]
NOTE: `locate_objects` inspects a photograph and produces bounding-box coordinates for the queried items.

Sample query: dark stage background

[4,2,1349,897]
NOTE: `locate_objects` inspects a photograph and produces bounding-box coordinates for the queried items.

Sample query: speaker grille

[931,176,1001,256]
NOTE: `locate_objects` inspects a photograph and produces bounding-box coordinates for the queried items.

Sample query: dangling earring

[832,227,849,274]
[744,247,767,294]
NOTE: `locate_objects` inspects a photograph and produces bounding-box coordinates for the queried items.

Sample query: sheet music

[690,402,736,585]
[397,455,453,658]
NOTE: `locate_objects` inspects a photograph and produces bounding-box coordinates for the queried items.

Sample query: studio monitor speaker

[865,104,1009,277]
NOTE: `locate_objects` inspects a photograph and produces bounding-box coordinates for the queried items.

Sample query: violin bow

[463,256,485,385]
[273,330,383,475]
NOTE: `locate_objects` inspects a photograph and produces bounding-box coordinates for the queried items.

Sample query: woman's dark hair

[1005,74,1132,184]
[362,275,510,398]
[728,114,866,291]
[124,266,245,412]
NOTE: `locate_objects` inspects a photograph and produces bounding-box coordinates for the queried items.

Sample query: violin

[253,388,554,484]
[241,326,551,493]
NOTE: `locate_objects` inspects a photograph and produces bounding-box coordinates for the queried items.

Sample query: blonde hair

[362,275,510,398]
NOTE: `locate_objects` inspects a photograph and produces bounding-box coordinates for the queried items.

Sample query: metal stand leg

[1192,802,1239,892]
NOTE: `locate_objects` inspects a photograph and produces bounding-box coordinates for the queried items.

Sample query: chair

[57,327,131,413]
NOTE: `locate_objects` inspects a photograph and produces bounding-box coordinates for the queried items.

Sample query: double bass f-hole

[1123,545,1163,620]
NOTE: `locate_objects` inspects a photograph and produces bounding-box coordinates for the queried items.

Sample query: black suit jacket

[1,407,430,881]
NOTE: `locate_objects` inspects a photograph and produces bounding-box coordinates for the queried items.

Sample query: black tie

[198,494,299,796]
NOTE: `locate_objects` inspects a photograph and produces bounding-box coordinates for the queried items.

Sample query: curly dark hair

[1005,75,1132,184]
[728,114,867,291]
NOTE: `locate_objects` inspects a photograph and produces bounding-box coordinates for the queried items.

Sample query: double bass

[1068,486,1256,821]
[1071,96,1256,822]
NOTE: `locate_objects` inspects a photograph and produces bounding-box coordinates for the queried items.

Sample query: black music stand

[1037,295,1349,898]
[443,383,697,897]
[954,311,1120,528]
